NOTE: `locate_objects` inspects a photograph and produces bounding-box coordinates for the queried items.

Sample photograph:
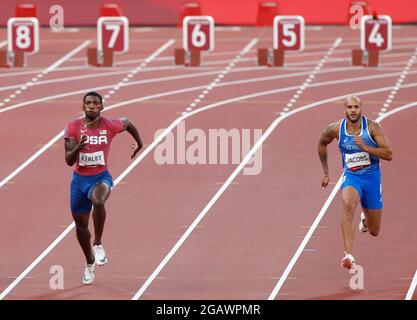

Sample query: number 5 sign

[97,17,129,53]
[7,18,39,54]
[361,15,392,51]
[183,16,214,51]
[273,16,305,51]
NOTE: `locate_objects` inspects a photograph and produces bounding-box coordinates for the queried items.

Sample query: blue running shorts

[341,170,382,210]
[70,170,113,214]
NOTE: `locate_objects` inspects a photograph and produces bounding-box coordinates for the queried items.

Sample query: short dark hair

[83,91,103,105]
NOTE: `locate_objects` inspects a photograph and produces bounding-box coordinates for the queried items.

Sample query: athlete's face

[83,95,103,119]
[344,98,362,123]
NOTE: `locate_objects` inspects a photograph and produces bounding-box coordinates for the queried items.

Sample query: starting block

[174,48,201,66]
[352,15,392,67]
[256,1,278,26]
[174,16,214,67]
[257,16,304,67]
[0,50,25,68]
[257,48,284,66]
[87,48,114,67]
[351,49,379,67]
[87,4,129,67]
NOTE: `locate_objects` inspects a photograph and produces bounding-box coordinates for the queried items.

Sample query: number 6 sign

[7,17,39,54]
[361,15,392,51]
[273,16,305,51]
[183,16,214,51]
[97,16,129,53]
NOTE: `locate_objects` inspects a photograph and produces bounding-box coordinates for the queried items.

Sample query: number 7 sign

[97,17,129,54]
[273,16,305,51]
[183,16,214,51]
[361,15,392,51]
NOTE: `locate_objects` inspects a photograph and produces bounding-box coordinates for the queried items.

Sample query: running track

[0,25,416,300]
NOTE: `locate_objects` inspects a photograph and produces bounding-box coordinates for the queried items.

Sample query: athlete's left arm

[122,118,144,159]
[355,121,393,161]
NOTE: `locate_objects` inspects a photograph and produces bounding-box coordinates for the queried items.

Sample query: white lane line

[2,70,417,190]
[406,270,417,300]
[268,176,343,300]
[2,75,417,300]
[130,82,417,300]
[0,64,349,93]
[1,41,415,79]
[282,37,341,112]
[43,41,91,74]
[104,39,175,101]
[3,62,417,115]
[62,42,417,70]
[1,41,91,105]
[185,38,258,113]
[0,41,6,49]
[379,48,417,116]
[268,100,417,300]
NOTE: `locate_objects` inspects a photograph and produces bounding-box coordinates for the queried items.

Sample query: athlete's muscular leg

[90,183,111,246]
[341,186,360,254]
[73,213,95,265]
[363,208,382,237]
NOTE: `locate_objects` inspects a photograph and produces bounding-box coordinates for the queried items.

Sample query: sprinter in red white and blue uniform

[318,96,393,270]
[64,92,143,284]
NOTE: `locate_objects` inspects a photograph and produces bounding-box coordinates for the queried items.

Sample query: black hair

[83,91,103,105]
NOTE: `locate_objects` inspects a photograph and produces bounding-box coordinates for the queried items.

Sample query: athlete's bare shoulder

[325,120,342,138]
[319,120,341,146]
[366,117,379,129]
[366,118,387,141]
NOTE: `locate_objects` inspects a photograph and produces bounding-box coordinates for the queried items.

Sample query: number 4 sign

[361,15,392,51]
[97,16,129,53]
[273,16,305,51]
[7,17,39,54]
[183,16,214,51]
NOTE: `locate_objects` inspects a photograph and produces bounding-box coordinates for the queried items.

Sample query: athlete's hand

[321,175,330,189]
[77,135,88,150]
[353,135,366,150]
[131,142,141,159]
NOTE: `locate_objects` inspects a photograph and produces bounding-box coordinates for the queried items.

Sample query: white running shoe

[93,244,108,266]
[341,252,356,270]
[359,212,368,233]
[82,260,96,285]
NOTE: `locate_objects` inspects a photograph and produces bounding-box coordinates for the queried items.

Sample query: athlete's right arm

[318,122,339,188]
[64,136,87,166]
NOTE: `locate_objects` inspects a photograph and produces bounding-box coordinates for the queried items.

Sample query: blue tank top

[338,117,379,174]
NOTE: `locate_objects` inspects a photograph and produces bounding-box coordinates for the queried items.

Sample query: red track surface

[0,25,416,300]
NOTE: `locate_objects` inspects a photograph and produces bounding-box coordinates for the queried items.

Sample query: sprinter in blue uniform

[318,96,393,270]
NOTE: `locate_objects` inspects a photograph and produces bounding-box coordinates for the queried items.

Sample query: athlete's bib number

[345,152,371,171]
[79,151,105,167]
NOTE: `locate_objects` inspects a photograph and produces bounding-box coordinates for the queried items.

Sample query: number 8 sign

[361,15,392,51]
[7,18,39,54]
[274,16,305,51]
[97,17,129,54]
[183,16,214,51]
